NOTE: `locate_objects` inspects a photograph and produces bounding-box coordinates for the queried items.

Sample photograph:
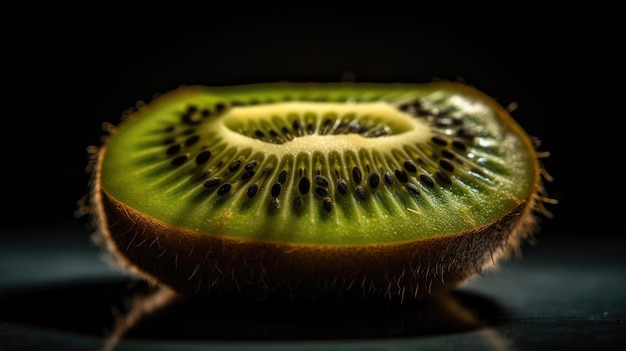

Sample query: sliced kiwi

[84,81,554,303]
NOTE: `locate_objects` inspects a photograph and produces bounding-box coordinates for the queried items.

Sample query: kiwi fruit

[82,81,555,303]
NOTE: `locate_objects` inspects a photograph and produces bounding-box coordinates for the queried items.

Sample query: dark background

[4,6,607,241]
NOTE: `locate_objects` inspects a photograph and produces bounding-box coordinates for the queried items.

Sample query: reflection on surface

[4,231,626,350]
[0,277,512,349]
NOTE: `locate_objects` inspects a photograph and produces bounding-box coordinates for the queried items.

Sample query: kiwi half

[84,81,554,303]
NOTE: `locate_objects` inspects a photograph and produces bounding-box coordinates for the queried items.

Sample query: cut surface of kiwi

[86,81,554,303]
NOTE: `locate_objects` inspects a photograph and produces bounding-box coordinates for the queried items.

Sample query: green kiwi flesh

[87,81,553,302]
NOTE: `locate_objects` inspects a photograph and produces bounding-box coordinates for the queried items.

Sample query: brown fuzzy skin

[90,143,541,303]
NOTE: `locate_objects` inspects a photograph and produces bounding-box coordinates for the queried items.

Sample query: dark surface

[1,228,625,351]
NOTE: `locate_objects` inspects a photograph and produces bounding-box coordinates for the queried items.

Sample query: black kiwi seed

[241,170,255,180]
[321,119,333,134]
[171,154,188,166]
[394,169,408,183]
[185,135,200,147]
[204,177,221,188]
[452,138,468,151]
[416,107,431,116]
[278,170,288,185]
[229,157,243,172]
[441,149,455,160]
[431,135,449,146]
[439,159,455,172]
[271,182,282,197]
[166,144,181,155]
[352,167,362,184]
[405,183,420,196]
[314,175,330,188]
[315,186,329,197]
[181,107,200,125]
[247,183,258,198]
[419,174,435,187]
[322,197,333,212]
[217,182,232,196]
[215,102,227,112]
[292,120,302,132]
[299,176,311,194]
[384,172,394,185]
[337,180,348,195]
[184,105,197,114]
[355,186,366,199]
[369,172,380,188]
[436,170,452,185]
[195,150,212,165]
[281,126,292,139]
[244,160,258,171]
[403,160,417,173]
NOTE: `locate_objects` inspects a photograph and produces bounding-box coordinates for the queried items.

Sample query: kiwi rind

[84,81,553,303]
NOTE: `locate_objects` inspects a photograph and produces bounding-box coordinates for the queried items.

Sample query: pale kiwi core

[100,83,536,246]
